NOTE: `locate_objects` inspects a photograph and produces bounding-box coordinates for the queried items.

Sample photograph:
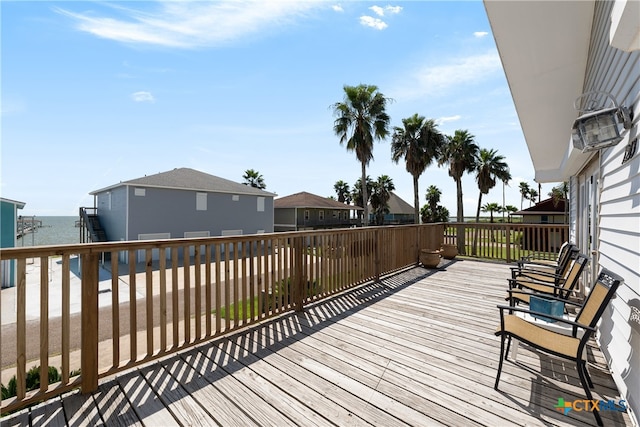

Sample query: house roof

[484,1,595,182]
[515,197,567,215]
[274,191,361,210]
[0,197,26,209]
[368,192,414,215]
[90,168,276,197]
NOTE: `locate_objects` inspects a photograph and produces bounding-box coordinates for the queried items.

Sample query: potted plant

[441,243,458,260]
[420,249,442,268]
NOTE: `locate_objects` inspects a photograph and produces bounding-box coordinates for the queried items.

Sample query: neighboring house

[368,192,415,225]
[89,168,275,247]
[515,198,568,251]
[274,191,361,231]
[1,197,25,288]
[486,0,639,423]
[515,197,568,224]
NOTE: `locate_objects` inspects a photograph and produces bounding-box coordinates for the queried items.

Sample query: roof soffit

[484,0,595,182]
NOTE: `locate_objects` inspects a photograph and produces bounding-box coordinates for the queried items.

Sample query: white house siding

[577,0,640,421]
[568,176,579,244]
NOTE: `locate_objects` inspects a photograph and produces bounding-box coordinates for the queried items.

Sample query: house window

[304,210,310,221]
[319,210,325,221]
[257,197,265,212]
[134,188,146,197]
[541,215,549,224]
[344,211,349,220]
[333,210,338,219]
[196,192,207,211]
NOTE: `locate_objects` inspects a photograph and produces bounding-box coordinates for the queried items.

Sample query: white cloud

[474,31,489,38]
[370,6,385,16]
[385,6,402,15]
[332,4,343,12]
[391,51,502,100]
[55,1,326,49]
[131,91,155,102]
[369,5,402,16]
[360,16,388,30]
[437,115,462,125]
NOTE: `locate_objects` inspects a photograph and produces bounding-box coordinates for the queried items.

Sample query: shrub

[1,365,67,399]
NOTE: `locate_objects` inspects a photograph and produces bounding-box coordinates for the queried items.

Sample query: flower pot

[441,243,458,260]
[420,249,441,268]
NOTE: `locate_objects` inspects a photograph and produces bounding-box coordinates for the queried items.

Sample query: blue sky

[2,1,556,217]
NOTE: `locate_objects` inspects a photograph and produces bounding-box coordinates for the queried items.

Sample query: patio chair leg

[583,362,594,388]
[577,360,603,426]
[495,335,506,390]
[504,336,512,360]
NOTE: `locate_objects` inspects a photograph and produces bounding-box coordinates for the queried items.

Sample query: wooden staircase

[79,207,107,243]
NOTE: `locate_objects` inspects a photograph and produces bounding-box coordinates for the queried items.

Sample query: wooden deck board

[60,389,102,426]
[92,382,143,427]
[29,399,66,427]
[116,369,177,426]
[2,260,634,427]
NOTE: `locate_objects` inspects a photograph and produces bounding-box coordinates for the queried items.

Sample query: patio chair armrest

[507,279,568,294]
[506,289,584,307]
[507,277,566,291]
[516,259,558,268]
[496,304,595,333]
[515,269,562,281]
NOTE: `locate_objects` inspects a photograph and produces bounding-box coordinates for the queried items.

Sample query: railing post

[505,224,512,263]
[415,225,421,266]
[375,228,381,281]
[292,236,305,312]
[81,252,99,394]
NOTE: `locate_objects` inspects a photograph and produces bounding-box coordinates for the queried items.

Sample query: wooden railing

[444,222,569,263]
[0,224,444,414]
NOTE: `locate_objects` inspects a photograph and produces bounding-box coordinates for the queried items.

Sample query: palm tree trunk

[361,162,368,227]
[413,175,420,224]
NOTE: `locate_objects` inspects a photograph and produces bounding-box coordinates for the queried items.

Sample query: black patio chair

[494,268,624,427]
[507,253,589,305]
[511,243,578,280]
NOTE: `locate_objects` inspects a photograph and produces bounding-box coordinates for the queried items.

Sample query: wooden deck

[1,259,632,426]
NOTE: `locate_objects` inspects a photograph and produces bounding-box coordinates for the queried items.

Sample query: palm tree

[482,202,502,223]
[391,114,444,224]
[473,148,511,254]
[439,129,479,254]
[528,188,539,207]
[504,205,518,222]
[548,182,569,206]
[421,204,450,223]
[370,175,395,225]
[518,182,530,210]
[334,180,351,204]
[425,185,441,223]
[242,169,266,189]
[352,176,373,208]
[482,202,502,242]
[332,84,391,226]
[549,181,569,224]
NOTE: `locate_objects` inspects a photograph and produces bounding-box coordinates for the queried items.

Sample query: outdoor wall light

[571,91,633,152]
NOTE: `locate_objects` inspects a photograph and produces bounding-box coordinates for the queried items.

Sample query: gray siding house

[368,192,415,225]
[486,0,639,423]
[90,168,275,244]
[274,191,361,231]
[1,197,25,288]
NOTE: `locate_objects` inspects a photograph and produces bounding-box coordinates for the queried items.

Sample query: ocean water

[17,216,80,247]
